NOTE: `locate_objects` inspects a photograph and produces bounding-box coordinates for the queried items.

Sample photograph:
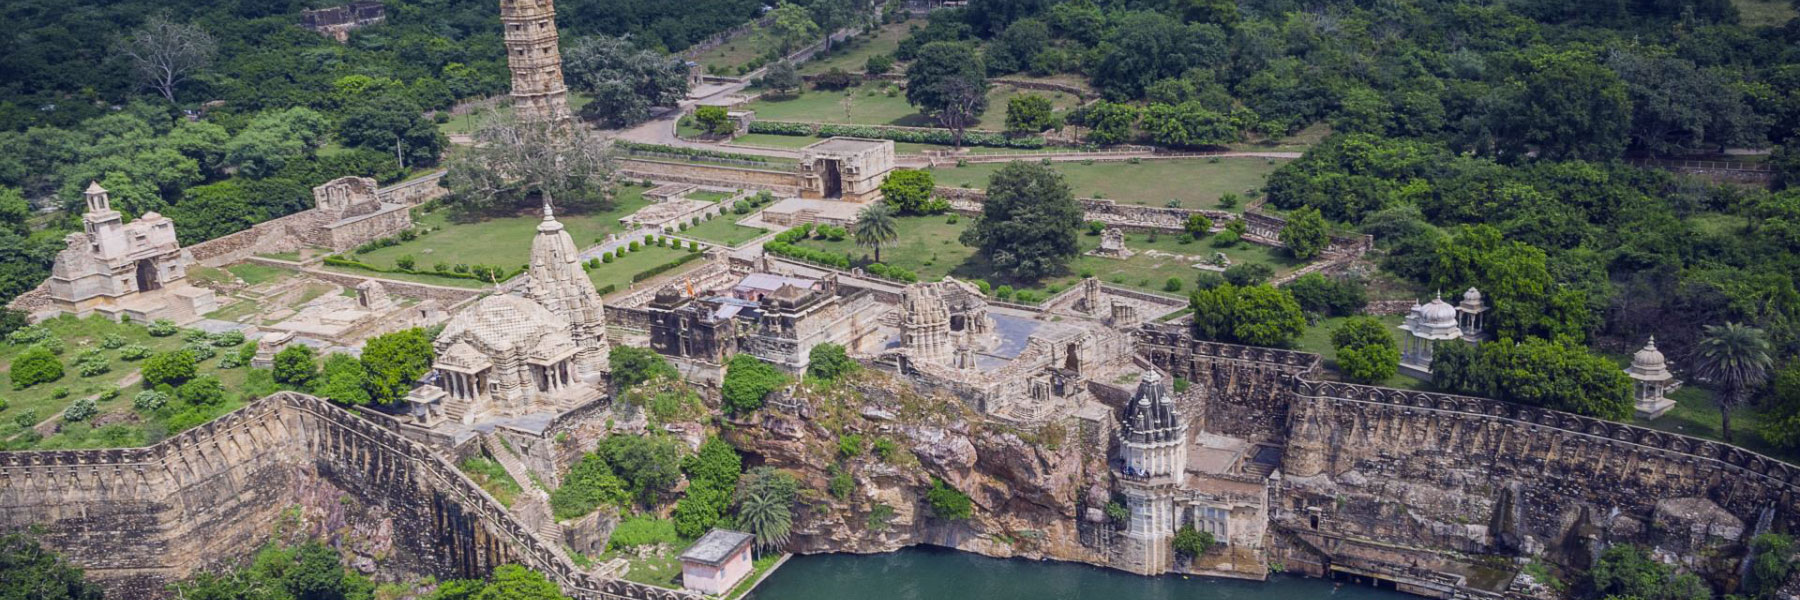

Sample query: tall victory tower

[501,0,572,123]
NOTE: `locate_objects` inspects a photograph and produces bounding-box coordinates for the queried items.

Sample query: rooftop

[680,529,754,566]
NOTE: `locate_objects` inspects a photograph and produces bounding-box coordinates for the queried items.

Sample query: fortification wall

[0,393,701,600]
[619,159,801,195]
[379,172,449,206]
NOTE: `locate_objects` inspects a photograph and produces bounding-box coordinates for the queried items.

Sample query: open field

[1734,0,1797,26]
[745,82,1081,130]
[0,315,264,451]
[586,244,698,293]
[799,20,921,75]
[695,28,773,75]
[439,93,596,135]
[790,216,1302,299]
[931,158,1286,211]
[680,214,768,247]
[350,185,653,274]
[730,133,1021,155]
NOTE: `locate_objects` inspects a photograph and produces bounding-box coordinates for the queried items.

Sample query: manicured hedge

[748,121,1046,149]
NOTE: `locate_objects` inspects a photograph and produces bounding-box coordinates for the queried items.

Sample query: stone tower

[1115,370,1187,575]
[900,283,953,367]
[501,0,571,123]
[524,199,607,376]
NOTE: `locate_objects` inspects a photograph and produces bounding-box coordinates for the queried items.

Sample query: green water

[747,547,1417,600]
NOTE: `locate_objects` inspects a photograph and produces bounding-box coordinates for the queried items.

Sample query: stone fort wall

[0,393,700,600]
[1134,325,1800,594]
[619,159,801,196]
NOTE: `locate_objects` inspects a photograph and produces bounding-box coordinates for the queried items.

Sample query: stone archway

[134,259,161,292]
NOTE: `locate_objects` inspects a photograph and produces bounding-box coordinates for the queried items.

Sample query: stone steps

[443,395,470,423]
[483,435,564,545]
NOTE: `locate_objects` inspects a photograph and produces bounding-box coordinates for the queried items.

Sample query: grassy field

[680,214,768,247]
[586,245,699,293]
[696,28,775,75]
[1734,0,1798,26]
[800,20,921,75]
[791,216,1301,300]
[731,133,1022,155]
[746,82,1081,130]
[439,93,596,135]
[930,158,1286,211]
[0,315,265,451]
[1288,314,1433,391]
[351,185,653,274]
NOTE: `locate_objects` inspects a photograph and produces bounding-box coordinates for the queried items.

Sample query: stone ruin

[42,182,216,324]
[301,176,413,253]
[798,137,896,203]
[1086,227,1135,259]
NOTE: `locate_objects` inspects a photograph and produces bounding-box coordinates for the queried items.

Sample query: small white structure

[679,529,755,595]
[1626,337,1678,420]
[1456,287,1488,342]
[1398,294,1463,379]
[1115,370,1188,574]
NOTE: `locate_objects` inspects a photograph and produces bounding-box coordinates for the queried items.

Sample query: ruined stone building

[503,0,572,123]
[646,273,886,370]
[300,1,386,42]
[797,137,895,202]
[44,182,216,323]
[298,176,413,253]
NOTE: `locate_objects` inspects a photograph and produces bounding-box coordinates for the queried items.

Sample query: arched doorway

[134,259,161,292]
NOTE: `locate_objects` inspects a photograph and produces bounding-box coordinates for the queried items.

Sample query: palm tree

[1690,322,1774,443]
[735,467,796,553]
[853,202,898,264]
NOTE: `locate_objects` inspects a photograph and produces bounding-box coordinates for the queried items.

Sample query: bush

[10,346,63,389]
[838,433,865,458]
[609,516,679,549]
[865,54,894,74]
[747,120,1046,149]
[829,468,855,499]
[396,255,416,270]
[176,375,227,406]
[722,354,787,415]
[1223,263,1274,286]
[133,389,170,412]
[142,350,197,389]
[147,319,179,337]
[926,478,973,520]
[211,330,245,347]
[1164,277,1183,292]
[806,343,858,382]
[1087,221,1106,236]
[872,438,899,462]
[601,253,614,263]
[1211,230,1240,247]
[62,398,97,423]
[814,68,857,91]
[100,334,127,350]
[1173,525,1215,559]
[75,351,109,377]
[119,344,152,361]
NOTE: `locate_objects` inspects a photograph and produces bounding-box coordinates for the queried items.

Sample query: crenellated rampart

[0,392,701,600]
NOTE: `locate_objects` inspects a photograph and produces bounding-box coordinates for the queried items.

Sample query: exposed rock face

[726,375,1104,566]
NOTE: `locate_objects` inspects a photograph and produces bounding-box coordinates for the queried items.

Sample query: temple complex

[43,182,216,323]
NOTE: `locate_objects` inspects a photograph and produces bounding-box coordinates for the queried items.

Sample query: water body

[747,547,1418,600]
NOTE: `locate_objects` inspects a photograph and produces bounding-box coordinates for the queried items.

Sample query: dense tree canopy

[961,162,1082,280]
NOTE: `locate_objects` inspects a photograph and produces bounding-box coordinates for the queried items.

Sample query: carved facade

[798,137,895,202]
[44,182,216,323]
[646,274,885,370]
[502,0,572,123]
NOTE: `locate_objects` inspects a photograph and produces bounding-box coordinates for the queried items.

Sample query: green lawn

[439,92,595,135]
[0,315,265,451]
[1289,314,1432,390]
[586,245,701,293]
[932,158,1285,211]
[1734,0,1797,26]
[680,214,768,247]
[746,82,1080,130]
[227,263,295,286]
[1633,385,1800,464]
[350,185,653,275]
[731,133,1021,155]
[790,216,1300,301]
[688,190,735,203]
[696,29,775,75]
[799,20,920,75]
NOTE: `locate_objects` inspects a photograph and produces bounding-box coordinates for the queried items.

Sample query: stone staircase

[443,395,470,423]
[483,435,564,545]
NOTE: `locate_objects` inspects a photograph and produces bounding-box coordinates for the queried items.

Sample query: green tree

[854,202,899,263]
[1690,322,1774,443]
[987,18,1048,75]
[316,353,372,406]
[1090,12,1225,99]
[1079,101,1139,145]
[1172,524,1215,560]
[9,345,62,389]
[925,477,973,520]
[762,61,801,96]
[597,434,683,506]
[1760,366,1800,450]
[807,343,859,382]
[905,42,988,145]
[360,328,435,405]
[1184,214,1213,237]
[1005,94,1057,135]
[272,345,318,388]
[1141,101,1241,148]
[141,349,196,389]
[550,453,630,519]
[1750,533,1796,599]
[1499,50,1632,161]
[1588,545,1710,600]
[0,532,107,600]
[962,162,1082,280]
[879,169,937,215]
[337,95,446,170]
[764,2,820,56]
[736,467,798,553]
[694,105,731,136]
[475,564,568,600]
[1331,317,1399,384]
[722,354,787,415]
[1279,206,1329,260]
[610,346,677,390]
[176,375,226,406]
[1230,284,1305,347]
[564,35,692,128]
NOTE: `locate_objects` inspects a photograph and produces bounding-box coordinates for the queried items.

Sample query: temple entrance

[820,159,843,198]
[1064,342,1080,371]
[134,259,161,292]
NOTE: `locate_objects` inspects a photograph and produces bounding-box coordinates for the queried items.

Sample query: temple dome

[1626,337,1673,381]
[1420,296,1458,328]
[438,294,573,354]
[1120,370,1183,445]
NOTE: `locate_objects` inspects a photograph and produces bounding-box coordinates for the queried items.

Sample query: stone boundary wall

[0,392,703,600]
[379,171,449,206]
[607,306,654,331]
[619,159,801,196]
[274,262,487,307]
[933,186,1235,232]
